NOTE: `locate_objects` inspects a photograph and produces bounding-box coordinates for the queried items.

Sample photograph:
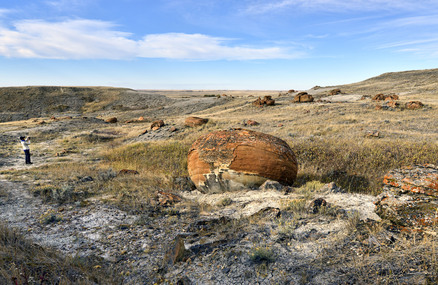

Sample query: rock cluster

[252,96,275,107]
[375,164,438,231]
[151,120,165,130]
[187,129,297,193]
[293,92,314,103]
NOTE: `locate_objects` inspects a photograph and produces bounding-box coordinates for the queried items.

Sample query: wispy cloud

[244,0,437,14]
[44,0,94,10]
[0,19,304,60]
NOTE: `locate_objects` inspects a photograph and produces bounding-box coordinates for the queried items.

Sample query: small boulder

[105,117,118,123]
[293,92,314,103]
[151,120,165,130]
[329,89,342,95]
[252,96,275,107]
[245,120,259,126]
[405,101,424,110]
[185,116,208,127]
[372,93,386,101]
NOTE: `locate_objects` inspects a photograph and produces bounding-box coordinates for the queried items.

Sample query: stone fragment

[185,116,208,127]
[187,129,298,193]
[163,236,188,266]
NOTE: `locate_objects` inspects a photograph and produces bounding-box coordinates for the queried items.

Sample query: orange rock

[187,129,298,193]
[105,117,117,123]
[245,120,259,126]
[329,88,342,95]
[138,116,145,121]
[293,92,314,103]
[405,101,424,110]
[150,120,164,129]
[185,116,208,127]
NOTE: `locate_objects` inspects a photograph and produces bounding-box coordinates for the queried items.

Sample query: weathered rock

[163,236,189,266]
[405,101,424,110]
[375,164,438,230]
[329,89,342,95]
[185,116,208,127]
[245,120,259,126]
[105,117,117,123]
[151,120,165,130]
[287,89,295,93]
[187,129,298,193]
[293,92,314,103]
[309,198,327,214]
[385,100,399,108]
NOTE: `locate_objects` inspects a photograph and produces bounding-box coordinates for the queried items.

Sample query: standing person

[20,136,32,164]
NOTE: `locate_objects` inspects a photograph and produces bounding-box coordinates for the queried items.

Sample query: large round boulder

[187,129,297,193]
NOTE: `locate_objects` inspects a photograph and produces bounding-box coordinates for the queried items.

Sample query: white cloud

[0,19,303,60]
[243,0,437,14]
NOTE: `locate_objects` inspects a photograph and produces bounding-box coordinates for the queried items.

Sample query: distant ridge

[330,68,438,95]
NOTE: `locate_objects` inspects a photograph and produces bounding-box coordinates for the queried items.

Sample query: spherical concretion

[187,129,298,193]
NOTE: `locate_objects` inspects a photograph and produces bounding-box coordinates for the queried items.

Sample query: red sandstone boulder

[245,120,259,126]
[329,89,342,95]
[185,116,208,127]
[372,94,386,101]
[151,120,165,130]
[293,92,314,103]
[187,129,298,193]
[105,117,118,123]
[405,101,424,110]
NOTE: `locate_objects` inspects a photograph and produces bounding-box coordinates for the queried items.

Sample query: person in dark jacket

[20,136,32,164]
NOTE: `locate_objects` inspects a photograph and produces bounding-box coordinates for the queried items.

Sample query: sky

[1,0,438,90]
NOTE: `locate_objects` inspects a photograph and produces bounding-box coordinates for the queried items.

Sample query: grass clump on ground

[0,223,118,285]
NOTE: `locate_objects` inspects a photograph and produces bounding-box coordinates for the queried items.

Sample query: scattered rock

[118,169,139,175]
[184,116,208,127]
[375,164,438,230]
[385,100,399,108]
[293,92,314,103]
[187,129,298,193]
[405,101,424,110]
[105,117,118,123]
[151,120,165,130]
[250,207,281,219]
[245,120,259,126]
[169,126,177,132]
[287,89,295,93]
[329,89,342,95]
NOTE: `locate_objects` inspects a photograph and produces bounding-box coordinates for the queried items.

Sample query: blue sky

[1,0,438,90]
